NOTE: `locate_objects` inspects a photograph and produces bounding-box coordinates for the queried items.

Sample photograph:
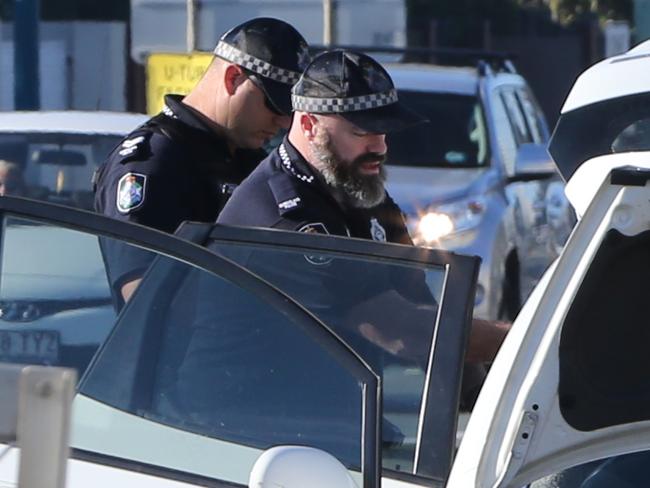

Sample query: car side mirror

[509,143,557,183]
[249,445,358,488]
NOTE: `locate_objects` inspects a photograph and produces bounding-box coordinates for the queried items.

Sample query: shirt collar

[162,94,223,135]
[279,137,354,210]
[279,137,321,184]
[161,94,265,175]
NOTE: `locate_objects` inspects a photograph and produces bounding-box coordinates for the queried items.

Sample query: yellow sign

[146,52,213,115]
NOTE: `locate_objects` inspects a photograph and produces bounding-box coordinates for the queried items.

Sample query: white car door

[0,196,479,488]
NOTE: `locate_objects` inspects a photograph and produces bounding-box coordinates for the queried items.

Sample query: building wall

[130,0,405,62]
[0,21,127,111]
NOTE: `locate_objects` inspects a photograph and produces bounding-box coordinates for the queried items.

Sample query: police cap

[291,50,427,134]
[214,17,310,116]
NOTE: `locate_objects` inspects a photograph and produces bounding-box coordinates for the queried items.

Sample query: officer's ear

[299,113,318,140]
[224,64,247,95]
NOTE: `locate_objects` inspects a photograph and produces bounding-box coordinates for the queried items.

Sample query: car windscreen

[386,91,488,168]
[0,132,121,209]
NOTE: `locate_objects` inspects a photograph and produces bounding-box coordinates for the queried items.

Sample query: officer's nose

[367,133,387,155]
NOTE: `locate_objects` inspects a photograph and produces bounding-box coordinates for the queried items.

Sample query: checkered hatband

[291,89,398,113]
[214,41,301,85]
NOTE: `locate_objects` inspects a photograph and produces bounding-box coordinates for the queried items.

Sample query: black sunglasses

[245,71,285,116]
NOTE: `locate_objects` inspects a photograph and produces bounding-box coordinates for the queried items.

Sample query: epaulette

[116,130,153,164]
[268,172,304,216]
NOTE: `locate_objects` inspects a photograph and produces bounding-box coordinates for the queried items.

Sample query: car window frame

[0,196,381,488]
[178,222,481,485]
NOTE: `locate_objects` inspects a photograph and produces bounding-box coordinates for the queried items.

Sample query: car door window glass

[77,251,368,484]
[490,91,518,174]
[0,216,116,375]
[501,89,533,145]
[208,241,447,475]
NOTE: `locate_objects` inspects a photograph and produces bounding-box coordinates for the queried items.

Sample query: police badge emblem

[370,218,387,242]
[117,173,146,214]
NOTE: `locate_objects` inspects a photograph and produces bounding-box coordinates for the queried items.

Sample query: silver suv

[384,60,575,320]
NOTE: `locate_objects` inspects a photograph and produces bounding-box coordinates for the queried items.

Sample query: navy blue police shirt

[217,137,412,244]
[217,137,434,308]
[94,94,265,298]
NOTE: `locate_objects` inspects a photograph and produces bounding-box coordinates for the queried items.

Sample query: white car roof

[560,39,650,113]
[383,64,479,95]
[0,111,149,135]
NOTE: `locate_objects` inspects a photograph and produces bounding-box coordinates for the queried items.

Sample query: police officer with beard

[217,49,420,243]
[218,49,509,367]
[94,17,310,303]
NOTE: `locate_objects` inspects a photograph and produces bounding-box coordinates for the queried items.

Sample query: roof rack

[310,45,517,74]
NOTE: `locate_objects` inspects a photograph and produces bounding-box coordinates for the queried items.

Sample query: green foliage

[406,0,632,48]
[549,0,632,24]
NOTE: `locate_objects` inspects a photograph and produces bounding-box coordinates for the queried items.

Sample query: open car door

[0,196,478,488]
[176,222,480,486]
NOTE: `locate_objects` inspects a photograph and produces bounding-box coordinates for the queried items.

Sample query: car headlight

[407,196,487,245]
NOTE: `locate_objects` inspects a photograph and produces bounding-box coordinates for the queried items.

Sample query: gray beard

[311,133,387,209]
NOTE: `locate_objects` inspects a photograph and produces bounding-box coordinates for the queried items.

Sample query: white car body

[449,39,650,486]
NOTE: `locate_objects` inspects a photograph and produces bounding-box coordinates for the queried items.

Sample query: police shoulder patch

[298,222,329,235]
[116,172,147,214]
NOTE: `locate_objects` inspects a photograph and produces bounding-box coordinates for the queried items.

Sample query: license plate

[0,330,59,364]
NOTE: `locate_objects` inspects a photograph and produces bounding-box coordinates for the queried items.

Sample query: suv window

[517,88,547,144]
[500,88,533,145]
[386,91,489,168]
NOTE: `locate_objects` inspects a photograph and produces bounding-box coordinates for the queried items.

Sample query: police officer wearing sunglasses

[93,17,310,302]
